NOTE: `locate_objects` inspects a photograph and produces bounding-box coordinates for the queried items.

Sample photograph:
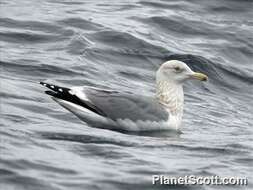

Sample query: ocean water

[1,0,253,189]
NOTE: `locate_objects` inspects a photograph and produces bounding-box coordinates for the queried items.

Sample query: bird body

[40,60,207,131]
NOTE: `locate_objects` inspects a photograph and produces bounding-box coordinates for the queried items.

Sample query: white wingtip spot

[59,88,63,92]
[50,85,54,89]
[43,83,47,86]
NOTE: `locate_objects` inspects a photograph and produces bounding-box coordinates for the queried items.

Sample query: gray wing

[75,87,169,122]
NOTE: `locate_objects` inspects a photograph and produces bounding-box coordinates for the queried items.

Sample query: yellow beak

[191,72,208,81]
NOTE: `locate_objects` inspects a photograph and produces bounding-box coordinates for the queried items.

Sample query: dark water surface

[1,0,253,190]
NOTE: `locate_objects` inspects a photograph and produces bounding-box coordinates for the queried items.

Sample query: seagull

[40,60,207,131]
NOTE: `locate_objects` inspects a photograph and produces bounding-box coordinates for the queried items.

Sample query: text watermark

[152,175,248,186]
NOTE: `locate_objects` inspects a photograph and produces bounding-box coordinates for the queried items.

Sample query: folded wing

[71,87,169,122]
[41,82,169,122]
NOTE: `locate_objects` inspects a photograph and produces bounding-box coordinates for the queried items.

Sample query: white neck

[156,80,184,130]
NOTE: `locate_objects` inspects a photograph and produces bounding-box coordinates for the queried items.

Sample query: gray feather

[78,88,169,122]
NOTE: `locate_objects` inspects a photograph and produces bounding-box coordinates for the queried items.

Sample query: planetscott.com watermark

[152,175,248,186]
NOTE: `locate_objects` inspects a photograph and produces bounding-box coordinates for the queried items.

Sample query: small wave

[139,1,184,9]
[138,16,217,37]
[58,17,104,31]
[0,170,61,190]
[47,0,85,5]
[0,18,65,34]
[38,132,137,147]
[0,31,68,44]
[1,158,77,175]
[1,60,83,78]
[91,30,165,50]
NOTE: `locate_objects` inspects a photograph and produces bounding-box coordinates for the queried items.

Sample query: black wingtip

[40,81,49,88]
[40,81,45,85]
[40,82,71,95]
[40,82,59,92]
[41,83,106,117]
[45,90,56,96]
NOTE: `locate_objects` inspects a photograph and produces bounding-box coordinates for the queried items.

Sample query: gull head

[156,60,208,84]
[156,60,208,130]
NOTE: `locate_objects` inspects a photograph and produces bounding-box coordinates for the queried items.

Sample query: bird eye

[174,66,182,72]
